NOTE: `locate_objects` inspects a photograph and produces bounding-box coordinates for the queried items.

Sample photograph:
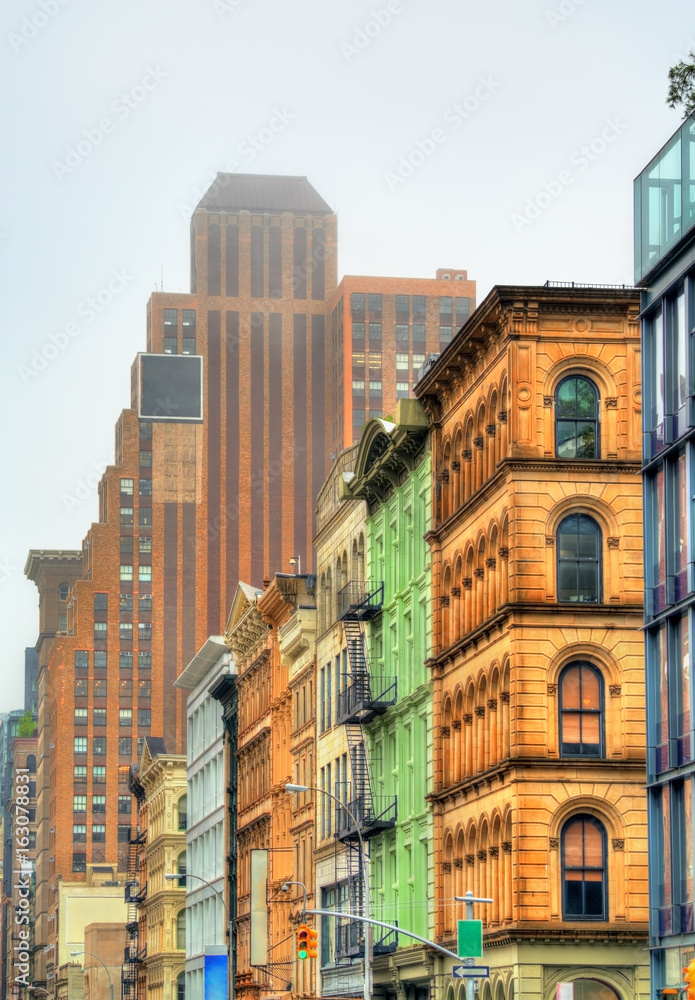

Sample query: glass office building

[637,112,695,993]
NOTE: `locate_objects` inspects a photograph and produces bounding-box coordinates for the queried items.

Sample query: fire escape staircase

[333,580,398,960]
[122,829,147,1000]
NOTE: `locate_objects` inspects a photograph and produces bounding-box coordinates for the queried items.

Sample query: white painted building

[175,637,234,1000]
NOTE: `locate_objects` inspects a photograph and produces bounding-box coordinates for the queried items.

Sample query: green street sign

[457,919,483,959]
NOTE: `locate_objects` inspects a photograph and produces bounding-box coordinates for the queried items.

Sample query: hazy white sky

[1,0,690,711]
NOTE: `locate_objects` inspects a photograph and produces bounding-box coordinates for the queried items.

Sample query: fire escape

[123,766,147,1000]
[333,580,398,960]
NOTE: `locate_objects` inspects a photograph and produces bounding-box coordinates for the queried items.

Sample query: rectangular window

[440,326,453,344]
[120,594,133,612]
[164,308,178,329]
[74,765,87,782]
[138,652,151,671]
[93,766,106,784]
[118,764,130,783]
[119,709,133,727]
[140,509,152,526]
[352,380,365,391]
[369,381,382,394]
[182,309,196,331]
[352,352,365,372]
[350,292,365,319]
[396,353,409,370]
[73,853,87,872]
[395,294,409,321]
[439,295,453,318]
[75,650,89,670]
[92,796,106,814]
[118,825,131,843]
[119,738,132,756]
[93,738,106,755]
[120,535,133,556]
[73,795,86,812]
[119,651,133,670]
[73,825,87,843]
[455,296,470,324]
[164,336,177,355]
[74,708,88,725]
[139,479,152,496]
[120,565,133,581]
[118,796,132,814]
[396,324,409,345]
[120,507,134,525]
[94,651,107,669]
[138,679,151,699]
[94,622,107,641]
[182,338,196,355]
[412,353,425,368]
[138,566,152,583]
[138,709,151,728]
[138,536,152,553]
[94,678,107,698]
[412,295,426,320]
[93,708,106,727]
[94,593,108,611]
[368,353,382,372]
[139,595,152,613]
[352,322,365,343]
[74,738,87,754]
[120,678,133,698]
[139,421,153,439]
[75,677,88,697]
[120,479,134,495]
[139,450,152,467]
[119,623,133,641]
[412,323,426,344]
[368,293,382,318]
[368,323,382,345]
[138,623,152,641]
[396,382,409,398]
[92,825,106,843]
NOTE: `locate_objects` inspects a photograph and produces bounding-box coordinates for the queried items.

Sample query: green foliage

[667,52,695,118]
[17,710,36,738]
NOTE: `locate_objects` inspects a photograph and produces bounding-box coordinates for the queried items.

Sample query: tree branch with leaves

[667,51,695,118]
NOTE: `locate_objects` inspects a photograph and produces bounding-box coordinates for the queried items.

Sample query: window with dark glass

[94,593,108,611]
[455,297,470,324]
[138,708,151,727]
[118,795,131,814]
[119,651,133,670]
[139,479,152,496]
[75,650,89,670]
[555,377,599,458]
[561,815,607,919]
[139,595,152,613]
[559,663,603,756]
[182,338,196,355]
[94,678,107,698]
[120,507,134,525]
[119,623,133,641]
[93,766,106,784]
[120,536,133,556]
[352,322,365,344]
[140,509,152,527]
[139,421,153,439]
[368,293,382,318]
[139,652,151,670]
[368,323,381,344]
[93,738,106,755]
[74,708,87,725]
[557,514,601,603]
[75,678,88,697]
[395,294,409,321]
[164,308,178,329]
[73,853,86,872]
[182,309,196,331]
[93,708,106,727]
[119,738,132,756]
[120,678,133,699]
[350,293,365,319]
[73,765,87,782]
[73,824,87,843]
[118,824,131,842]
[92,795,106,814]
[59,582,69,600]
[92,824,106,842]
[139,450,152,467]
[94,651,107,669]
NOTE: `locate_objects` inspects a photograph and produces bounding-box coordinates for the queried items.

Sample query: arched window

[177,973,186,1000]
[559,663,603,756]
[177,795,187,831]
[561,815,607,920]
[176,909,186,949]
[557,515,601,603]
[555,376,599,458]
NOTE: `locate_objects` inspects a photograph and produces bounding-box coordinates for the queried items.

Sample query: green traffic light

[298,947,308,960]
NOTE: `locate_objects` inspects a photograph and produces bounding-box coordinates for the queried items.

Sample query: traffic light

[307,927,318,959]
[684,959,695,1000]
[297,923,310,960]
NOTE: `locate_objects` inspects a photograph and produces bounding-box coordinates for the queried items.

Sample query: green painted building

[340,400,434,1000]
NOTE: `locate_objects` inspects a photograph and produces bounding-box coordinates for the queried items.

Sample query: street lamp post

[285,782,372,1000]
[70,950,114,1000]
[164,872,232,996]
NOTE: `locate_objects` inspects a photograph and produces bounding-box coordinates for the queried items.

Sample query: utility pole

[455,892,493,1000]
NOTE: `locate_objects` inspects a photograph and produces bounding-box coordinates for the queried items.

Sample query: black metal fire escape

[123,765,147,1000]
[333,580,398,959]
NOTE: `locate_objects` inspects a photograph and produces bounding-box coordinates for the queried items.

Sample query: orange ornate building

[224,576,316,1000]
[414,285,649,1000]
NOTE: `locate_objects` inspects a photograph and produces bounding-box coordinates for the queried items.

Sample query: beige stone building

[414,285,649,1000]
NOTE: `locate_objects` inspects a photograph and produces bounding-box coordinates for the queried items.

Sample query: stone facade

[415,285,648,1000]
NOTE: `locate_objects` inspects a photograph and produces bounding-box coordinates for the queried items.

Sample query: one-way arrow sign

[452,966,490,979]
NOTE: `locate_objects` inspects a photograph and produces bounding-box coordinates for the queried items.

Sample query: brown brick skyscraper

[25,175,338,984]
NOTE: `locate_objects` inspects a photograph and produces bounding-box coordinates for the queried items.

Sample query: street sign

[457,919,483,958]
[452,966,490,979]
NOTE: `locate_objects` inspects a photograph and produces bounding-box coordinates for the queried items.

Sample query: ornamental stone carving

[474,568,485,579]
[612,839,625,851]
[546,535,554,545]
[454,858,464,869]
[440,596,450,608]
[605,397,618,408]
[544,396,553,407]
[477,850,488,861]
[440,726,450,738]
[462,449,473,460]
[498,411,507,423]
[442,862,452,873]
[607,536,620,548]
[487,699,497,711]
[488,846,499,859]
[465,854,475,866]
[485,424,496,436]
[549,838,559,849]
[500,691,510,703]
[485,558,496,569]
[463,578,473,589]
[502,841,512,853]
[547,683,557,695]
[463,714,473,725]
[451,461,461,472]
[609,684,622,696]
[474,706,485,718]
[473,437,484,449]
[439,470,450,484]
[452,720,462,731]
[451,586,461,597]
[499,547,509,558]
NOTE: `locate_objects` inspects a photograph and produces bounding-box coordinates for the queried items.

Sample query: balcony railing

[336,794,397,842]
[374,921,398,956]
[334,919,364,960]
[337,676,396,725]
[337,581,384,620]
